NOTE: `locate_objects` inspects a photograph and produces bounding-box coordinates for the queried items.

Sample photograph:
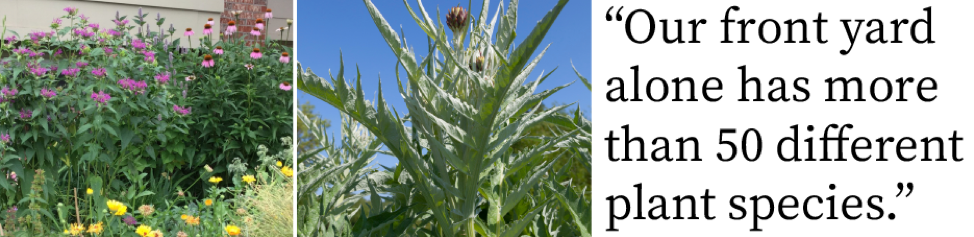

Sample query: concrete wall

[0,0,225,46]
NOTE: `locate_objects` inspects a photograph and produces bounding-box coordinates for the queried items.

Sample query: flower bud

[470,55,485,72]
[446,5,469,32]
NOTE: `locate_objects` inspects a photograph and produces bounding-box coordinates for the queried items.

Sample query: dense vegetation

[0,6,293,236]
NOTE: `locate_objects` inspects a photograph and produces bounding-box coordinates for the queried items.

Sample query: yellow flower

[281,166,293,177]
[86,188,93,195]
[185,216,200,226]
[64,229,69,234]
[208,176,223,184]
[69,223,86,235]
[114,205,127,216]
[204,199,213,206]
[87,222,104,234]
[276,161,282,167]
[180,214,189,220]
[106,200,123,211]
[135,225,152,237]
[242,175,256,184]
[225,224,242,236]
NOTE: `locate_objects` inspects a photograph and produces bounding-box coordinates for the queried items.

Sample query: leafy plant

[297,0,591,236]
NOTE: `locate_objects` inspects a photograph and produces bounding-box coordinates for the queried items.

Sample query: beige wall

[266,0,293,40]
[0,0,223,46]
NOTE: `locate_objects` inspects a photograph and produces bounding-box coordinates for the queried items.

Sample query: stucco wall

[0,0,224,46]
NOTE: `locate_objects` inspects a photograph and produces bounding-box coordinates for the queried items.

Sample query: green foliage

[297,0,591,236]
[0,6,292,235]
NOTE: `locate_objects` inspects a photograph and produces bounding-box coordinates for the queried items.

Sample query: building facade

[0,0,292,46]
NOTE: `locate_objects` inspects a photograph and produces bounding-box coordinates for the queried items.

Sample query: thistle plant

[298,0,591,236]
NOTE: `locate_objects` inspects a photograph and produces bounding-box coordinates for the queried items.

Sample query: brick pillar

[222,0,268,46]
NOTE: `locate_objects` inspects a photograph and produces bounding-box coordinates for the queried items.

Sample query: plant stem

[466,219,476,237]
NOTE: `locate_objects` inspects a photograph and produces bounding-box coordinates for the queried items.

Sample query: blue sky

[296,0,591,168]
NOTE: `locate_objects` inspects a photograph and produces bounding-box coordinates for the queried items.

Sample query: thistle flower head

[471,54,486,72]
[446,5,469,32]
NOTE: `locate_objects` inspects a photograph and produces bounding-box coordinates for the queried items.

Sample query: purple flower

[123,215,139,225]
[113,19,129,26]
[48,65,58,73]
[60,67,81,77]
[154,73,171,85]
[12,48,30,54]
[79,14,89,22]
[173,105,192,116]
[91,91,111,105]
[132,39,146,49]
[117,78,148,94]
[41,88,57,98]
[104,47,113,54]
[52,18,62,27]
[105,29,121,37]
[64,7,78,16]
[19,108,32,119]
[28,51,44,58]
[91,68,107,77]
[54,49,63,56]
[88,23,100,30]
[143,51,156,62]
[76,61,89,68]
[30,67,49,77]
[1,86,18,97]
[3,35,16,45]
[0,134,9,144]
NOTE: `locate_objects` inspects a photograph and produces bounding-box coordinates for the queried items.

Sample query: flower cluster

[60,67,81,77]
[41,88,57,98]
[173,105,192,116]
[91,91,112,105]
[118,78,148,94]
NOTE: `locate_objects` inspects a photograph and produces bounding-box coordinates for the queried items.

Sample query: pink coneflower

[244,64,254,70]
[203,24,213,35]
[225,21,237,34]
[250,48,262,59]
[279,52,290,63]
[265,8,273,19]
[250,28,261,36]
[155,73,171,85]
[279,81,291,91]
[143,51,156,62]
[41,88,57,98]
[201,54,215,68]
[255,19,265,30]
[60,68,81,77]
[207,18,215,26]
[132,38,146,49]
[91,67,107,77]
[213,46,224,55]
[91,91,111,105]
[76,61,89,68]
[185,75,196,81]
[184,28,194,36]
